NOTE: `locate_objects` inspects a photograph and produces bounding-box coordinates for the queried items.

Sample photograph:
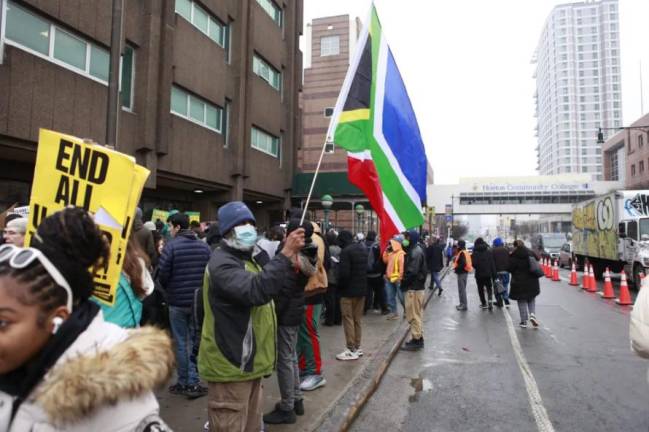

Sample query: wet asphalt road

[350,269,649,432]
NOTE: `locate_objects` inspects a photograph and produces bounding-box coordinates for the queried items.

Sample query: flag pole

[299,136,331,225]
[299,1,374,226]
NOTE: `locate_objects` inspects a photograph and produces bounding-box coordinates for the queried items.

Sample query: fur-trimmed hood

[1,313,174,431]
[35,325,173,425]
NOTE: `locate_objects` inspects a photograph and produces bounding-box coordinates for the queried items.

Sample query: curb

[312,267,452,432]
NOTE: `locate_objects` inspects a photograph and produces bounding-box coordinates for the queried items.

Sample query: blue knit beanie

[493,237,504,247]
[218,201,256,236]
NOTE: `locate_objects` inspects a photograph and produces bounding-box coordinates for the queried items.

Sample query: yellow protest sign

[150,209,170,223]
[26,129,150,305]
[186,211,201,224]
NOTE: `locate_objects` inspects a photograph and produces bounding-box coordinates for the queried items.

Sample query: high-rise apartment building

[533,0,622,180]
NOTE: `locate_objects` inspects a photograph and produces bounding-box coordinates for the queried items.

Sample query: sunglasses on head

[0,244,74,312]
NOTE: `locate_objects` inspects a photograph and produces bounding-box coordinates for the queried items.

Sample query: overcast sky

[302,0,649,185]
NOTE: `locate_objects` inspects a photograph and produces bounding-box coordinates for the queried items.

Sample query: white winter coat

[0,312,174,431]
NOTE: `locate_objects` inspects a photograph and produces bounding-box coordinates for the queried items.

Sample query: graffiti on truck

[624,194,649,218]
[573,196,618,261]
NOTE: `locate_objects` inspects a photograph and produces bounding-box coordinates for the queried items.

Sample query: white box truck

[572,190,649,288]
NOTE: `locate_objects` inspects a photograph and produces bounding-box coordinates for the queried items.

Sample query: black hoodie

[337,231,368,297]
[471,242,496,280]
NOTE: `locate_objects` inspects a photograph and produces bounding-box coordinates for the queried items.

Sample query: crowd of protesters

[0,197,546,431]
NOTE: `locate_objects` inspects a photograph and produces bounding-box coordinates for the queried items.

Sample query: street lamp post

[597,125,649,144]
[321,194,333,232]
[355,203,365,235]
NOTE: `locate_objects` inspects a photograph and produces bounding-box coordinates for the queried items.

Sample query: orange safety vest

[453,250,473,272]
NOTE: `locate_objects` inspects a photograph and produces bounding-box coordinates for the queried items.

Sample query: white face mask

[233,224,258,249]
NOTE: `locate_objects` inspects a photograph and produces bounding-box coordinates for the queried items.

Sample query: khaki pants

[340,296,365,350]
[207,379,262,432]
[405,290,425,340]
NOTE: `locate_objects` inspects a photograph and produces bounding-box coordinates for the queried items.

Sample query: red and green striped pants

[297,304,323,376]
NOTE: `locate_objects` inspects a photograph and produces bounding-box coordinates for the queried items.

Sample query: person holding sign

[0,208,173,431]
[198,201,305,432]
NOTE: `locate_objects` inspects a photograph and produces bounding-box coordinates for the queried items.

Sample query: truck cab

[618,217,649,287]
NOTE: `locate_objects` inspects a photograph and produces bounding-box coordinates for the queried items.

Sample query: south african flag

[326,5,427,248]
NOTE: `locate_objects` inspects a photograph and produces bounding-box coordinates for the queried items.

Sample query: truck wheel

[633,263,643,289]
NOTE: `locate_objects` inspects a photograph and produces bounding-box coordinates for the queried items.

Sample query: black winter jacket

[425,243,445,272]
[492,246,510,272]
[471,243,496,280]
[337,242,368,298]
[508,247,540,301]
[157,230,212,307]
[402,244,427,291]
[205,241,295,371]
[273,253,308,327]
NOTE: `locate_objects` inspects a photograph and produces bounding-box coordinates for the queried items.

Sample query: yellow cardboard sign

[186,211,200,224]
[150,209,170,223]
[26,129,150,305]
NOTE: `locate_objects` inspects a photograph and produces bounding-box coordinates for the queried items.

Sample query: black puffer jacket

[157,230,211,307]
[508,247,540,301]
[492,246,510,272]
[472,243,496,280]
[337,231,368,298]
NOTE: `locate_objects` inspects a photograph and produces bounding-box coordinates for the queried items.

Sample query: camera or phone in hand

[287,218,318,264]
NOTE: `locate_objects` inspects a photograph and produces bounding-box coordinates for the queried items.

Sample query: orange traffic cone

[615,270,633,305]
[587,264,597,293]
[581,264,589,290]
[600,267,615,299]
[569,262,578,286]
[552,260,560,281]
[545,258,552,278]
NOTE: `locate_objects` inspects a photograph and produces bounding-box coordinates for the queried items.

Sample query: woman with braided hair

[0,207,174,431]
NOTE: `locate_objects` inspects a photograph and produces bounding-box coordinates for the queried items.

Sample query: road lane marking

[503,309,556,432]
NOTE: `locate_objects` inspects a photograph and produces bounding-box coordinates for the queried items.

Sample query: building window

[174,0,228,47]
[632,164,636,176]
[5,1,109,84]
[251,127,279,157]
[120,45,135,110]
[324,107,334,117]
[320,36,340,57]
[170,86,223,133]
[640,135,645,148]
[609,150,619,180]
[640,160,645,174]
[253,55,281,91]
[256,0,282,26]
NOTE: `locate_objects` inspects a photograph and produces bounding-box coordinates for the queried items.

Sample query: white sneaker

[336,349,360,361]
[529,314,540,328]
[355,348,364,357]
[300,374,326,391]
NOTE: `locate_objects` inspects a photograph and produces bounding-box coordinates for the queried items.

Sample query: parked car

[559,242,573,268]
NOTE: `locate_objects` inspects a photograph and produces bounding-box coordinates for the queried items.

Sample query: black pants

[476,277,493,305]
[365,276,387,312]
[324,283,341,325]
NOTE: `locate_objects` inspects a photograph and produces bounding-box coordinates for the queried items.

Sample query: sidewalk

[157,309,402,431]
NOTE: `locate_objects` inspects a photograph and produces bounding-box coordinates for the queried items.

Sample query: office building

[0,0,303,226]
